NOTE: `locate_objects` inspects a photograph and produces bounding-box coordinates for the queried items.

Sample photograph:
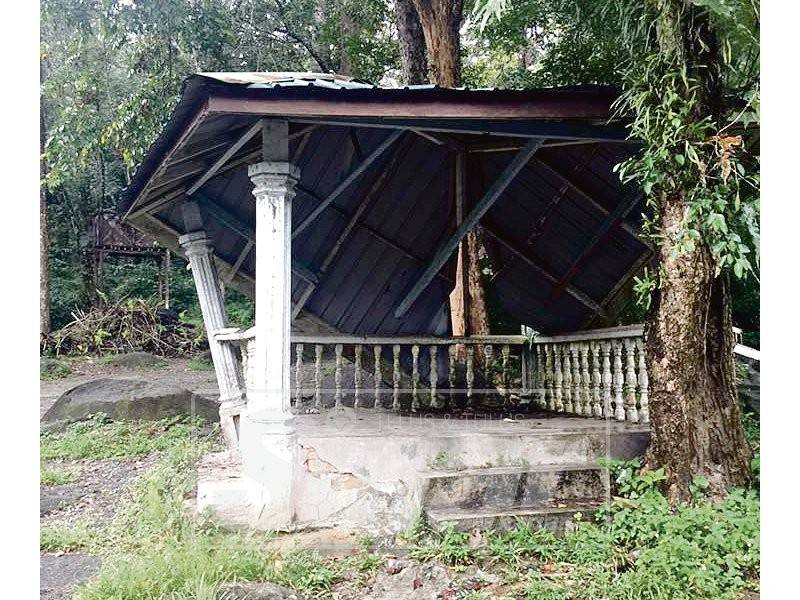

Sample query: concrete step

[421,463,607,510]
[426,501,602,534]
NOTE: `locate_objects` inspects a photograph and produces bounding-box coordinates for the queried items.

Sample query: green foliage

[41,521,98,553]
[40,414,212,460]
[408,457,759,599]
[41,461,81,486]
[40,357,73,380]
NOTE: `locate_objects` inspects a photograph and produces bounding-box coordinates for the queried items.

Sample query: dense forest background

[40,0,759,345]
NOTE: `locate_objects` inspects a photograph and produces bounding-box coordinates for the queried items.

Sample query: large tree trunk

[644,0,752,500]
[40,96,51,336]
[645,196,751,500]
[409,0,462,87]
[394,0,428,84]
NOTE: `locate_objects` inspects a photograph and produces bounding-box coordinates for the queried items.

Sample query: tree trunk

[645,195,751,500]
[409,0,463,87]
[644,0,752,500]
[394,0,428,84]
[40,97,51,336]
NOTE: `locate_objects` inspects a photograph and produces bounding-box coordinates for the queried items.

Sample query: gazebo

[121,73,652,533]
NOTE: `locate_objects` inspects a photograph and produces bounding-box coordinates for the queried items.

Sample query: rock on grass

[41,378,219,430]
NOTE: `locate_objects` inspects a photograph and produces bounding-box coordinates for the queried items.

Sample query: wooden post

[179,231,245,447]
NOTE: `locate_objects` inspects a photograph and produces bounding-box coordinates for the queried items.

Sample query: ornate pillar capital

[248,161,300,201]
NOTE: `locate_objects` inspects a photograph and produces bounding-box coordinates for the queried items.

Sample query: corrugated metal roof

[121,72,648,336]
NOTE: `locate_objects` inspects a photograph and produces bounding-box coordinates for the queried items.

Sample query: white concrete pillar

[236,145,300,530]
[178,231,245,446]
[246,160,300,421]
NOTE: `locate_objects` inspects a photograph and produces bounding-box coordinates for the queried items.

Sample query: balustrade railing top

[214,324,653,423]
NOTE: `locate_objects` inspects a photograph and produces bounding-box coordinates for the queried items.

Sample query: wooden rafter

[291,133,410,319]
[482,223,606,316]
[394,137,544,319]
[533,154,642,240]
[187,120,264,195]
[291,129,404,238]
[194,192,319,285]
[551,188,645,298]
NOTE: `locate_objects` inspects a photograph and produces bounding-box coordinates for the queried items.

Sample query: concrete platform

[197,410,649,535]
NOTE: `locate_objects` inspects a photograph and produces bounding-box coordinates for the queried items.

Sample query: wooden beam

[226,239,253,284]
[410,129,464,152]
[187,120,263,195]
[292,129,404,238]
[534,154,642,241]
[482,223,606,316]
[394,137,544,318]
[285,116,629,142]
[193,192,319,285]
[291,133,409,319]
[551,188,645,296]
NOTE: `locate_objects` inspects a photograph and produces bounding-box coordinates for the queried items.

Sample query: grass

[40,414,211,460]
[40,357,73,380]
[41,521,98,553]
[41,461,81,486]
[188,355,214,371]
[53,429,351,599]
[406,459,760,600]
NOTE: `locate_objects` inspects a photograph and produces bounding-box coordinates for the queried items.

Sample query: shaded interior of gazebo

[121,72,650,338]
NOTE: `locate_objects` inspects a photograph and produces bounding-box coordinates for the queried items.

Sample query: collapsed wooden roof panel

[121,73,650,335]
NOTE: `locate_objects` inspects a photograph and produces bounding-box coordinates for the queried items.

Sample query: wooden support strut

[482,223,606,316]
[292,129,404,238]
[193,192,318,285]
[292,133,410,319]
[550,188,645,298]
[394,137,545,318]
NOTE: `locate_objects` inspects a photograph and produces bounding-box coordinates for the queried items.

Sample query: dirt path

[40,358,218,599]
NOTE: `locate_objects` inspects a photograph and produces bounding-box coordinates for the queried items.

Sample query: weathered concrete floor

[293,408,649,438]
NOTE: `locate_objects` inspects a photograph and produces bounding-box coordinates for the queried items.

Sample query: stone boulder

[41,378,219,430]
[101,351,167,369]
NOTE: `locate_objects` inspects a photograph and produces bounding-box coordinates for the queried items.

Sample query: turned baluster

[561,345,573,413]
[314,344,323,409]
[535,344,545,409]
[580,342,591,416]
[544,344,554,410]
[294,343,304,405]
[353,344,363,409]
[612,341,625,421]
[334,343,344,408]
[501,344,511,400]
[429,345,439,408]
[571,344,582,414]
[591,343,602,417]
[624,339,639,423]
[484,344,494,397]
[466,345,475,407]
[392,344,401,411]
[411,344,420,412]
[635,338,650,423]
[553,344,564,412]
[373,345,382,410]
[601,342,612,418]
[448,345,457,408]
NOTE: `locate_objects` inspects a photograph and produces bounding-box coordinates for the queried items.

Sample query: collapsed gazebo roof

[120,72,650,335]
